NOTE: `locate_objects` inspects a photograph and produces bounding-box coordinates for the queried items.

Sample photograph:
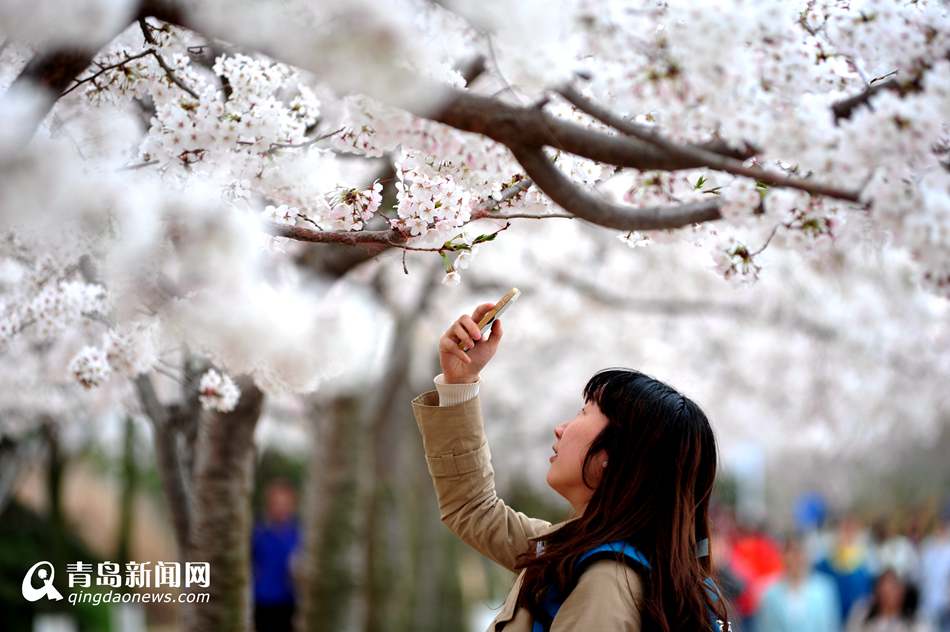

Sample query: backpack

[530,539,727,632]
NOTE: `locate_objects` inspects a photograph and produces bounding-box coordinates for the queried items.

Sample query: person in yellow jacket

[411,303,730,631]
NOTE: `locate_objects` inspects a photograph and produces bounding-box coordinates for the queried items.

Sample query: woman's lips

[549,454,557,463]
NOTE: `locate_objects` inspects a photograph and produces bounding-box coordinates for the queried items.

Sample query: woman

[411,303,729,631]
[845,568,932,632]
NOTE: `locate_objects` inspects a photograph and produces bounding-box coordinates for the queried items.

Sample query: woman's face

[546,398,610,514]
[877,572,905,613]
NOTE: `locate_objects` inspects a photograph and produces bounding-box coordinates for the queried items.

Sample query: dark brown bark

[431,89,704,172]
[189,376,264,632]
[297,395,365,632]
[116,414,138,574]
[511,144,724,230]
[559,84,862,202]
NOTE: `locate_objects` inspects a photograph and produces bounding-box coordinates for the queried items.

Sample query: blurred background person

[870,519,922,585]
[252,478,301,632]
[846,568,931,632]
[817,514,875,624]
[712,527,746,631]
[730,521,783,632]
[922,505,950,625]
[759,534,841,632]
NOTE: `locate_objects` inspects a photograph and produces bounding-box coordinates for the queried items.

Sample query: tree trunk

[400,355,469,632]
[297,394,365,632]
[361,372,408,632]
[117,415,138,577]
[135,375,193,556]
[188,376,264,632]
[41,419,67,571]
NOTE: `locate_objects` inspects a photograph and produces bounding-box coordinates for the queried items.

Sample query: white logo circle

[22,561,64,602]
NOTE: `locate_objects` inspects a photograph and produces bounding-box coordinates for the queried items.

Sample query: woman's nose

[554,423,565,439]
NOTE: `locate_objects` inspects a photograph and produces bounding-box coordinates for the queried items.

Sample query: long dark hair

[514,368,728,631]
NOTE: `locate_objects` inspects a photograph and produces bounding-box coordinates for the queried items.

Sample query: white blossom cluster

[64,321,162,389]
[68,346,112,389]
[198,368,241,413]
[0,248,109,349]
[391,151,473,240]
[323,181,383,232]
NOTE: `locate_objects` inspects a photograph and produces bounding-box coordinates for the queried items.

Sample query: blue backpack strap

[703,576,728,631]
[577,541,652,570]
[532,540,649,632]
[532,540,729,632]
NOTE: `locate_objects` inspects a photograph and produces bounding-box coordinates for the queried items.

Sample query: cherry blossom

[198,368,241,413]
[69,346,112,389]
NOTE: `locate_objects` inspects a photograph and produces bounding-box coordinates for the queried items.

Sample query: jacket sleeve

[550,559,643,632]
[411,388,552,573]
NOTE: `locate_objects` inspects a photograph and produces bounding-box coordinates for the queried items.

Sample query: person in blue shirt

[252,478,301,632]
[759,534,841,632]
[815,515,874,623]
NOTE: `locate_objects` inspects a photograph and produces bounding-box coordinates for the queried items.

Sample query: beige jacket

[411,385,644,631]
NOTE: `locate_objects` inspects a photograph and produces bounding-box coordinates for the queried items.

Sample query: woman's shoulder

[553,559,644,630]
[575,557,645,603]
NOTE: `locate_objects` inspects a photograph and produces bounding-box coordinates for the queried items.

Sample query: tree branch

[511,144,723,231]
[6,0,186,138]
[271,226,404,248]
[830,49,949,122]
[831,78,900,122]
[138,18,200,99]
[558,85,862,203]
[270,178,534,248]
[430,89,722,172]
[60,49,155,97]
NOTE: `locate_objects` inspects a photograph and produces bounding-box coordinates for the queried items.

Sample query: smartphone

[459,287,521,351]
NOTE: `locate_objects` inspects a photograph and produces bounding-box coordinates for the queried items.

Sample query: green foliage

[0,500,113,632]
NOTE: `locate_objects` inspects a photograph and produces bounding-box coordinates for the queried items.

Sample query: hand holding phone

[438,288,519,384]
[457,287,520,350]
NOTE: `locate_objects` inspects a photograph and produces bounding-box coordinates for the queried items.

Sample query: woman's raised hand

[439,303,504,384]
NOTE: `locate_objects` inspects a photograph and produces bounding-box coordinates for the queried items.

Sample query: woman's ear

[586,449,609,484]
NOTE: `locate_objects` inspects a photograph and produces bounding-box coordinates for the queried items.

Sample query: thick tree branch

[511,144,723,231]
[272,226,403,248]
[559,85,862,203]
[431,89,716,172]
[831,78,901,122]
